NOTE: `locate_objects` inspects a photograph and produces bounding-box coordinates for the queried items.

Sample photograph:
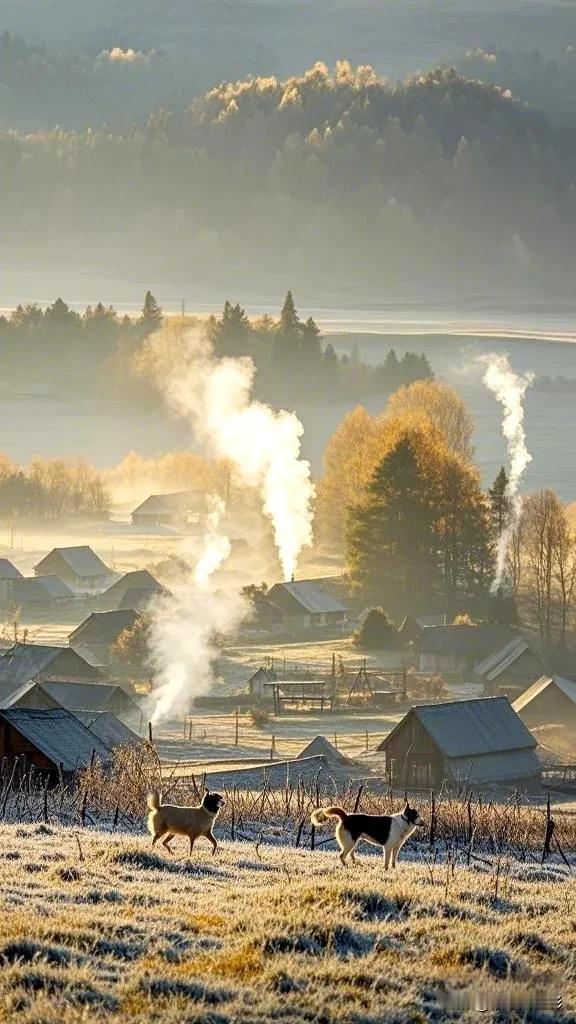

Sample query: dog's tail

[146,790,161,812]
[311,806,348,827]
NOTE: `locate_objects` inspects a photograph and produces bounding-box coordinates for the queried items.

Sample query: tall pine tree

[488,466,511,535]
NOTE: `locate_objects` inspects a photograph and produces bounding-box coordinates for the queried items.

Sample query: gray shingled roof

[0,644,97,688]
[447,748,541,784]
[419,624,517,657]
[74,710,141,748]
[102,570,163,604]
[379,697,536,758]
[0,558,23,580]
[34,576,75,599]
[34,546,110,578]
[42,681,139,713]
[133,491,207,515]
[69,610,140,646]
[268,580,349,616]
[0,707,111,771]
[297,735,356,767]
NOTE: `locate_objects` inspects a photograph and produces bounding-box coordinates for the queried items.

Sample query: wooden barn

[267,579,350,628]
[73,710,142,749]
[131,491,208,530]
[69,610,140,665]
[0,558,23,581]
[513,675,576,735]
[0,575,74,613]
[99,570,164,611]
[41,681,140,724]
[416,624,518,676]
[476,638,546,698]
[33,546,112,594]
[0,678,62,712]
[0,707,111,783]
[377,697,541,790]
[0,644,102,691]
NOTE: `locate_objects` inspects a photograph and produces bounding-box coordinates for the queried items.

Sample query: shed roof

[102,570,162,603]
[447,748,541,784]
[513,675,576,713]
[34,546,110,578]
[42,680,139,713]
[418,624,517,657]
[475,637,542,681]
[0,558,23,580]
[268,580,349,616]
[69,610,140,646]
[0,644,97,688]
[297,735,355,766]
[201,754,353,791]
[34,575,75,599]
[0,707,111,771]
[378,697,536,758]
[133,491,207,515]
[74,710,141,748]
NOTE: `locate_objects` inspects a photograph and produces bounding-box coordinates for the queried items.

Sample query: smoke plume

[142,321,315,723]
[481,352,534,591]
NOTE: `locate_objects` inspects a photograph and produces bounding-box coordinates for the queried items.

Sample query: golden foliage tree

[383,379,475,461]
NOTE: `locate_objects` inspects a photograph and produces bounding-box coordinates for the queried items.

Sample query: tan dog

[147,790,225,857]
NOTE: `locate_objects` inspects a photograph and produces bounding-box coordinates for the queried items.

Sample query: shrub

[250,707,270,728]
[354,608,402,649]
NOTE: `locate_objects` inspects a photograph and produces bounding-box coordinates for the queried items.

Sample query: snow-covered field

[0,822,572,1023]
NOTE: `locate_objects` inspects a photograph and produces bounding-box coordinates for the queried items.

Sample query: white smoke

[481,353,534,591]
[143,322,315,724]
[155,327,315,580]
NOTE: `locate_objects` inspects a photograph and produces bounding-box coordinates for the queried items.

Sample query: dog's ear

[205,788,210,795]
[403,800,410,812]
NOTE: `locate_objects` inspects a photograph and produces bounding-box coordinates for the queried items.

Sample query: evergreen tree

[273,290,302,369]
[139,290,163,336]
[488,466,511,535]
[346,434,439,606]
[300,316,322,364]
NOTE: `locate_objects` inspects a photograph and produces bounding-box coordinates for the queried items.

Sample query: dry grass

[0,822,573,1023]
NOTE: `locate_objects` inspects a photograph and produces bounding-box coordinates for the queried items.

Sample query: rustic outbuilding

[131,491,208,530]
[0,575,74,612]
[417,624,518,676]
[0,644,102,695]
[41,680,140,723]
[33,546,111,594]
[68,609,140,665]
[476,637,546,698]
[0,707,111,783]
[74,710,141,749]
[0,559,23,581]
[99,570,164,611]
[267,579,350,628]
[377,697,541,790]
[513,675,576,734]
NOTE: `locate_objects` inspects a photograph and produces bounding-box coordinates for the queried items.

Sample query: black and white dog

[311,801,424,867]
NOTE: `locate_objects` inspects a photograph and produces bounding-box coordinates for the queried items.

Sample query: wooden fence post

[541,794,555,863]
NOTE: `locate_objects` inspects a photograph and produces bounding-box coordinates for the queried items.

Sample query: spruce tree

[139,290,163,336]
[346,435,439,606]
[488,466,511,535]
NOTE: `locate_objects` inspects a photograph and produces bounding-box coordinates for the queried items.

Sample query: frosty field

[0,822,573,1023]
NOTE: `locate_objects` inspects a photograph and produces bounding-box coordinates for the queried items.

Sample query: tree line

[2,64,576,299]
[0,454,109,519]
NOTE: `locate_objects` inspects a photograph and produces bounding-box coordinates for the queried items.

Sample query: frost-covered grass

[0,823,573,1023]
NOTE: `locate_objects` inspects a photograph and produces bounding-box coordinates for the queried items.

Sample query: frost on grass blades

[481,353,534,592]
[141,321,315,723]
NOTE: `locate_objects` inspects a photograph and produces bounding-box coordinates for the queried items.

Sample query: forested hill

[2,64,576,301]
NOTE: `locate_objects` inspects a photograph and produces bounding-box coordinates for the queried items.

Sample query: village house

[41,680,140,724]
[0,678,63,712]
[377,697,541,791]
[0,707,111,784]
[476,637,546,699]
[131,491,208,530]
[0,575,74,613]
[416,623,518,677]
[68,609,140,665]
[267,579,350,629]
[33,545,112,594]
[0,558,23,581]
[99,570,164,611]
[0,644,102,697]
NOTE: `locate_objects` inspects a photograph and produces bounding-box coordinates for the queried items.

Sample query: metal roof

[513,675,576,713]
[102,570,162,603]
[418,624,517,657]
[34,575,75,599]
[0,558,23,580]
[34,546,110,578]
[42,680,139,713]
[74,710,141,748]
[133,491,208,515]
[0,707,111,771]
[475,637,542,681]
[69,610,140,645]
[201,754,355,791]
[379,697,536,758]
[447,748,541,784]
[268,580,349,616]
[0,644,97,688]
